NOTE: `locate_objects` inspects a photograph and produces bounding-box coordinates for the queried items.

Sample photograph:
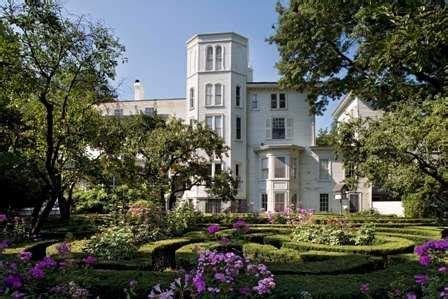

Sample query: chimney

[134,79,144,100]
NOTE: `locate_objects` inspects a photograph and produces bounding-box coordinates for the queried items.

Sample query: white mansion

[99,32,403,216]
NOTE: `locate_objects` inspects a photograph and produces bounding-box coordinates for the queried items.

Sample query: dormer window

[206,46,213,70]
[215,46,223,70]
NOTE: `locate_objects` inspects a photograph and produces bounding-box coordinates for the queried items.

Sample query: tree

[99,115,238,211]
[1,0,125,233]
[333,98,448,218]
[315,128,333,146]
[270,1,448,115]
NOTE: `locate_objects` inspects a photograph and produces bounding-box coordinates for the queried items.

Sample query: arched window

[215,46,222,70]
[206,46,213,70]
[205,84,213,106]
[236,85,241,107]
[189,87,195,109]
[214,83,222,105]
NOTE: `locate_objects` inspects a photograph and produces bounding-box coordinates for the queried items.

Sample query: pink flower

[233,219,249,233]
[438,266,447,273]
[83,255,96,266]
[56,241,71,256]
[19,251,32,262]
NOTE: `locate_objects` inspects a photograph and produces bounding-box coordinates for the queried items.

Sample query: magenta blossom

[83,255,96,266]
[207,224,220,235]
[192,272,206,293]
[19,251,32,262]
[29,266,45,279]
[233,219,249,233]
[415,273,429,285]
[438,266,447,273]
[406,292,417,299]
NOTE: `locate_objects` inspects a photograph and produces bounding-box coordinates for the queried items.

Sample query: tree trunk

[168,193,177,210]
[30,191,57,235]
[58,196,70,221]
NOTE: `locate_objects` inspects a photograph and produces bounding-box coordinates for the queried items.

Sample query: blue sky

[63,0,339,130]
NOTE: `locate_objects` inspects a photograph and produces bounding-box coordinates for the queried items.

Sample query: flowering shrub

[0,214,30,244]
[84,226,138,260]
[165,204,202,236]
[413,238,448,298]
[291,223,376,246]
[233,219,250,234]
[267,208,315,226]
[148,250,276,298]
[0,241,92,298]
[207,224,220,235]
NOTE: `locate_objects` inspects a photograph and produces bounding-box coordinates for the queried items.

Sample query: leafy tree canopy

[270,0,448,114]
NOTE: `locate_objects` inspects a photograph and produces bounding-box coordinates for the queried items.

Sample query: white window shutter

[266,118,271,139]
[287,118,293,138]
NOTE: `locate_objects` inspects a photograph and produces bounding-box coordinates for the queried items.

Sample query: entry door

[349,193,359,212]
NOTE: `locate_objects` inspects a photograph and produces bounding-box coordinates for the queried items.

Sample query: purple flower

[0,214,7,223]
[192,272,206,293]
[36,256,57,269]
[219,237,230,246]
[214,272,226,282]
[419,254,431,266]
[253,277,275,295]
[0,240,9,251]
[440,287,448,299]
[415,273,429,285]
[239,287,252,296]
[360,283,369,294]
[4,274,22,289]
[207,224,220,235]
[29,266,45,279]
[406,292,417,299]
[233,219,249,233]
[438,266,447,273]
[11,291,25,299]
[83,255,96,266]
[19,251,32,262]
[56,241,71,256]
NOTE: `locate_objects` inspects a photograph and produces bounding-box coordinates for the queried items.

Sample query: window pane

[270,93,277,109]
[272,118,285,139]
[215,46,222,70]
[214,163,222,175]
[206,84,213,106]
[189,88,194,109]
[215,84,222,105]
[261,194,268,211]
[274,157,286,178]
[236,86,240,107]
[206,47,213,70]
[319,159,329,180]
[261,158,268,179]
[279,93,286,108]
[215,115,223,137]
[274,193,285,212]
[206,116,213,129]
[319,194,329,212]
[235,164,239,177]
[236,117,241,140]
[251,94,258,110]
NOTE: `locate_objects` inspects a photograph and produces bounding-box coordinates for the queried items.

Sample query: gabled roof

[331,91,354,118]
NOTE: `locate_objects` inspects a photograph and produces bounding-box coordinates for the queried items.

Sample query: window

[206,46,213,70]
[270,93,277,109]
[261,193,268,211]
[214,84,222,105]
[236,117,241,140]
[274,192,285,212]
[205,84,213,106]
[251,94,258,110]
[272,118,286,139]
[236,86,241,107]
[215,46,222,70]
[189,87,195,109]
[319,159,330,180]
[319,194,329,212]
[205,115,224,137]
[235,164,240,178]
[208,162,222,177]
[290,158,297,179]
[206,199,221,213]
[215,163,222,175]
[113,108,123,117]
[274,157,286,178]
[279,93,286,108]
[261,158,268,179]
[144,107,154,115]
[271,93,287,109]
